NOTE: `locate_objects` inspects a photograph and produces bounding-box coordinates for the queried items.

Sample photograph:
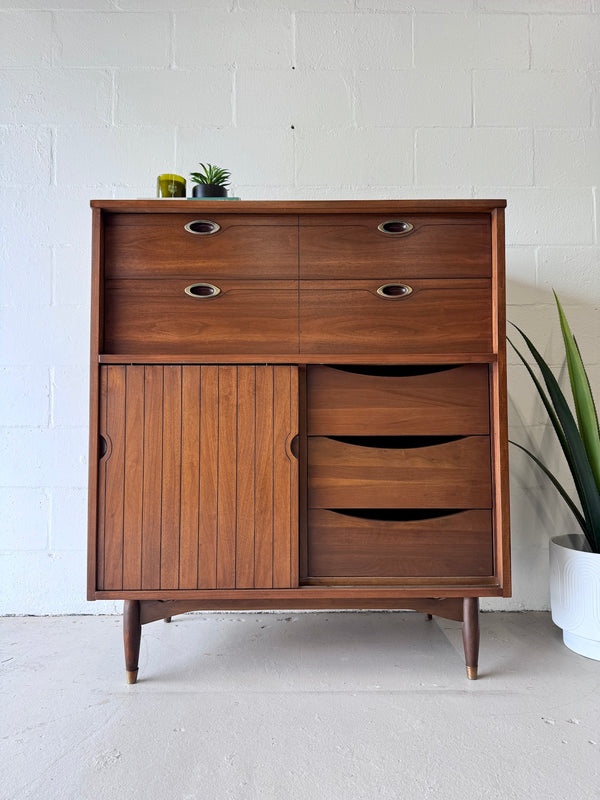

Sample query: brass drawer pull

[376,283,413,299]
[377,220,414,236]
[184,282,221,298]
[184,219,220,235]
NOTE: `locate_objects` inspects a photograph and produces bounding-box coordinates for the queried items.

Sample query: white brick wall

[116,69,233,126]
[415,128,534,186]
[0,10,52,66]
[1,1,599,614]
[474,70,593,128]
[356,70,472,127]
[176,10,293,68]
[295,12,412,69]
[54,12,171,68]
[237,70,352,128]
[414,13,530,69]
[0,68,112,124]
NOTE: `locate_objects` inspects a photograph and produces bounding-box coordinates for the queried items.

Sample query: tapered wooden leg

[462,597,479,680]
[164,617,172,623]
[425,614,433,621]
[123,600,141,684]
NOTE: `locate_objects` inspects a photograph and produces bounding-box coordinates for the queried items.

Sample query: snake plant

[189,163,231,187]
[509,292,600,554]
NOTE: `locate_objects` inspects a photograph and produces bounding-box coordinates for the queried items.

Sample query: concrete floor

[1,611,599,800]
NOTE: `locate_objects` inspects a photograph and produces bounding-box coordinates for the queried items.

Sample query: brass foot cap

[126,669,138,685]
[466,666,478,680]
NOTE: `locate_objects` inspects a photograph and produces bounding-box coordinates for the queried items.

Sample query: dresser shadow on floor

[133,610,466,689]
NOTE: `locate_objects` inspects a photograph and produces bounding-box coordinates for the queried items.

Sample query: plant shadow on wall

[509,292,600,661]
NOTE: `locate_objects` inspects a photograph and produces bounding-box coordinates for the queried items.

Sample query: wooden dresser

[88,199,510,682]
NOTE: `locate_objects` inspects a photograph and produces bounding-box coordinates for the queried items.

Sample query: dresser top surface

[91,199,507,214]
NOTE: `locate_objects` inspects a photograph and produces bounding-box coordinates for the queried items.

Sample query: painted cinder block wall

[1,0,599,614]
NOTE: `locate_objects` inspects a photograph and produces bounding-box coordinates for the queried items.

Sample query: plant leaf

[509,333,596,550]
[509,323,600,553]
[508,335,571,465]
[190,163,231,186]
[509,440,590,541]
[554,291,600,493]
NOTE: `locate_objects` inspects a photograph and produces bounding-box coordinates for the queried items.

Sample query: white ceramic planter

[549,534,600,661]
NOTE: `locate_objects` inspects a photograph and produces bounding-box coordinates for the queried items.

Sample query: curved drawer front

[104,278,298,354]
[104,213,298,279]
[307,364,490,436]
[308,435,492,509]
[307,509,493,578]
[299,279,492,354]
[299,213,491,279]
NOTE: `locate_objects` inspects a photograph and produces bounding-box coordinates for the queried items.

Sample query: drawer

[300,279,492,354]
[104,213,298,279]
[307,364,490,436]
[307,508,493,578]
[299,213,491,279]
[308,435,492,509]
[104,279,298,354]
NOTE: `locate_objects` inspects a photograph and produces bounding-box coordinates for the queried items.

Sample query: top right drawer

[299,214,491,279]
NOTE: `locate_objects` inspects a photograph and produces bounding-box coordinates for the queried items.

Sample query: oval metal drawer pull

[377,220,414,236]
[185,282,221,298]
[184,219,220,235]
[377,283,413,299]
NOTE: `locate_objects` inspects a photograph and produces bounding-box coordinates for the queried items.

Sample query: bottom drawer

[307,508,493,578]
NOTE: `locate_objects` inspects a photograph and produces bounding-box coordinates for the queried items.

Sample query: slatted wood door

[96,365,299,591]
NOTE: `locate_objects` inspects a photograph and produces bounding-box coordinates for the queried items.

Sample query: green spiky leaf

[509,297,600,554]
[554,291,600,493]
[189,163,231,186]
[509,439,588,535]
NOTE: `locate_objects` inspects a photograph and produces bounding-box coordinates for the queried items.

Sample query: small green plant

[509,292,600,554]
[189,163,231,187]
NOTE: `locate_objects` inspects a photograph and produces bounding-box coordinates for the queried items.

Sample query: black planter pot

[192,184,228,198]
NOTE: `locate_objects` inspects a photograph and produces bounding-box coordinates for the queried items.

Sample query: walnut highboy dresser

[88,199,510,683]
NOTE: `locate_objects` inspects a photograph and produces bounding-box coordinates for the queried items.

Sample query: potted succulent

[510,292,600,660]
[189,163,231,198]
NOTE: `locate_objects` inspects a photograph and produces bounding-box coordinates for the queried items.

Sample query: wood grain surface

[104,278,299,354]
[299,279,492,354]
[96,365,299,591]
[307,364,490,436]
[89,200,510,612]
[306,508,493,579]
[104,213,298,279]
[299,214,491,279]
[308,435,492,509]
[92,199,507,213]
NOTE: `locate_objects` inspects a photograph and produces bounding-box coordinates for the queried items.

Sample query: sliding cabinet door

[96,365,298,592]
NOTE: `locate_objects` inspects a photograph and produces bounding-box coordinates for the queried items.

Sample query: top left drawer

[103,213,299,279]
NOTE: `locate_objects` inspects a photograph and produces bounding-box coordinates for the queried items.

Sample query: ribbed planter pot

[550,534,600,661]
